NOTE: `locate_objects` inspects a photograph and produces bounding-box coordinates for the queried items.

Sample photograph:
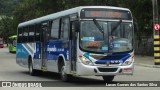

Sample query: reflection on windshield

[80,21,133,53]
[111,20,122,35]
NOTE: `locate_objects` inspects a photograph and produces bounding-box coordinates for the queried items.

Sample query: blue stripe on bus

[33,42,41,59]
[17,40,70,61]
[16,44,30,59]
[95,54,131,64]
[46,40,70,61]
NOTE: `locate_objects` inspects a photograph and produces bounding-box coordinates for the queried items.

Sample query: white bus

[16,6,135,82]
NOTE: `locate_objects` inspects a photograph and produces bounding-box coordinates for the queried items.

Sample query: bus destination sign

[81,9,132,20]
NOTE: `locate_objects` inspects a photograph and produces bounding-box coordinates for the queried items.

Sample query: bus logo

[106,61,110,66]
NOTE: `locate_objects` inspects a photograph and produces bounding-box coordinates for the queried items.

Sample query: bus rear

[8,35,17,53]
[0,38,4,48]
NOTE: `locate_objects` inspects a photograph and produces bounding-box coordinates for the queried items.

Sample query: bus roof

[9,35,17,38]
[18,6,131,27]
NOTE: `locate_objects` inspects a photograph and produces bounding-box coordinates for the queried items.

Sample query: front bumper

[76,62,134,76]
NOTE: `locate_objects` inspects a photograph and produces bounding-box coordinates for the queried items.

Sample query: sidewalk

[134,55,160,68]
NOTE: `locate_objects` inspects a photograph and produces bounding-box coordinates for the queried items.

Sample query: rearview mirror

[74,21,80,32]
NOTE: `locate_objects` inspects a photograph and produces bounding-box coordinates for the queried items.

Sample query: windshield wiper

[93,19,104,33]
[111,20,122,35]
[93,19,104,39]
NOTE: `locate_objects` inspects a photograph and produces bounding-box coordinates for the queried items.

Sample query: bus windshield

[13,39,17,46]
[80,20,133,53]
[0,40,3,44]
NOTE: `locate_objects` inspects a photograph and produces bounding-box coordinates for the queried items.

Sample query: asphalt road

[0,47,160,90]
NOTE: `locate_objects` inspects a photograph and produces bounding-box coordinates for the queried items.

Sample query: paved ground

[135,55,160,68]
[135,55,154,65]
[0,47,160,90]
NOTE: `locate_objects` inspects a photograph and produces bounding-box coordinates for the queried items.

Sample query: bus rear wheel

[29,60,37,76]
[102,76,115,82]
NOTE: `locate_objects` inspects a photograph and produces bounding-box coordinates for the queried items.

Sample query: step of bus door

[41,67,47,72]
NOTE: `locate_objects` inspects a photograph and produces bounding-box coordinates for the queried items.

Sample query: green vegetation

[0,0,25,42]
[0,16,16,42]
[1,0,159,37]
[0,0,25,16]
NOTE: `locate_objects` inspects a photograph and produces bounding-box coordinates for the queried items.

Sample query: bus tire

[102,76,115,82]
[28,59,37,76]
[60,61,70,81]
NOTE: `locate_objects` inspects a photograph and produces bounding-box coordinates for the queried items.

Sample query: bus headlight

[79,55,93,65]
[122,56,134,66]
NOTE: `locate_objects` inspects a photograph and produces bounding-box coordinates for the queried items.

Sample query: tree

[0,16,16,43]
[12,0,156,37]
[0,0,26,16]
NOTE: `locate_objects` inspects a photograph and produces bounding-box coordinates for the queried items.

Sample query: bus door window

[60,17,70,61]
[41,22,50,46]
[60,17,69,40]
[51,19,60,40]
[70,21,77,71]
[41,24,47,42]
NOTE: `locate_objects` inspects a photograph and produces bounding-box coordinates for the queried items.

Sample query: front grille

[98,68,118,72]
[91,54,128,60]
[100,56,124,60]
[91,54,131,64]
[95,61,121,64]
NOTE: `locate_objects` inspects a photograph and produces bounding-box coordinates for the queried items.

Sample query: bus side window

[17,28,23,43]
[51,19,60,40]
[23,27,28,42]
[28,25,35,42]
[35,24,41,41]
[60,17,70,40]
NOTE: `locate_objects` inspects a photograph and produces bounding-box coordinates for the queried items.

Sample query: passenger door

[70,21,77,72]
[41,22,50,70]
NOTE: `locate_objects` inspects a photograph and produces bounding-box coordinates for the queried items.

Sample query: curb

[135,63,160,68]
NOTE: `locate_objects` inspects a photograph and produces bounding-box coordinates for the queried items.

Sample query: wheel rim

[29,62,32,74]
[61,66,66,80]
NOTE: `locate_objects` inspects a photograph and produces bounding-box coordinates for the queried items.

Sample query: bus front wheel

[102,76,115,82]
[60,62,71,81]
